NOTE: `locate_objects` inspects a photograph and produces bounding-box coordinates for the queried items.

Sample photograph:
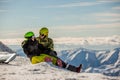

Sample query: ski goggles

[40,34,46,38]
[26,36,35,39]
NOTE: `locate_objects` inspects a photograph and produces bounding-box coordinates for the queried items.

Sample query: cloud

[98,0,120,3]
[25,16,40,20]
[93,13,120,17]
[53,35,120,45]
[38,0,120,9]
[0,9,8,13]
[1,35,120,45]
[112,6,120,10]
[52,22,120,31]
[93,12,120,23]
[55,2,100,8]
[0,0,10,3]
[40,2,100,8]
[0,0,12,13]
[98,18,120,22]
[91,22,120,28]
[0,38,24,45]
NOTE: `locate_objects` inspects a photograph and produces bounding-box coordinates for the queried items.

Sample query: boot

[66,64,82,73]
[76,64,82,73]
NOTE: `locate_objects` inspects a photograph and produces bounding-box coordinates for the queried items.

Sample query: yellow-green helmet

[39,27,49,36]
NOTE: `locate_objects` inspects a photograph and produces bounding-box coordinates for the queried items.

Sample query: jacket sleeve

[21,40,26,48]
[48,38,54,51]
[21,40,30,58]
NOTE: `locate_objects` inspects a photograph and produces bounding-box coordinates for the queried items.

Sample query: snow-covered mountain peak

[0,41,15,53]
[59,47,120,76]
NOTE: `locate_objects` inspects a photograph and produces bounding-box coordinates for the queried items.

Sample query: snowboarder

[22,31,82,73]
[36,27,57,57]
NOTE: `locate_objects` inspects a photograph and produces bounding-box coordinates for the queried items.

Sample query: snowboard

[0,53,16,64]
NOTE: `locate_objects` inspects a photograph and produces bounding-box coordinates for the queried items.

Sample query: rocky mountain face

[0,41,15,54]
[59,48,120,76]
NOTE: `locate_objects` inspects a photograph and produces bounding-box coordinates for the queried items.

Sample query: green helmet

[24,31,34,38]
[39,27,49,36]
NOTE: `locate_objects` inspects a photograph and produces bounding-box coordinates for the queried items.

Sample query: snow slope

[0,56,119,80]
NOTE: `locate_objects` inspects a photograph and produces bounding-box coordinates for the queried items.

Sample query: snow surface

[0,56,119,80]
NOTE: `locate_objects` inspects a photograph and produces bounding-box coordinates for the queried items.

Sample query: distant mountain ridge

[59,47,120,76]
[0,41,15,53]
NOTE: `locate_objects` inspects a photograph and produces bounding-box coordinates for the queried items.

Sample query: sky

[0,0,120,39]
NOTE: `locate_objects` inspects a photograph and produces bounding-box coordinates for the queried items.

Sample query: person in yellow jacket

[36,27,57,57]
[22,31,82,73]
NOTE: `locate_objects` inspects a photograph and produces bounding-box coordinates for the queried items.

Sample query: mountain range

[58,47,120,76]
